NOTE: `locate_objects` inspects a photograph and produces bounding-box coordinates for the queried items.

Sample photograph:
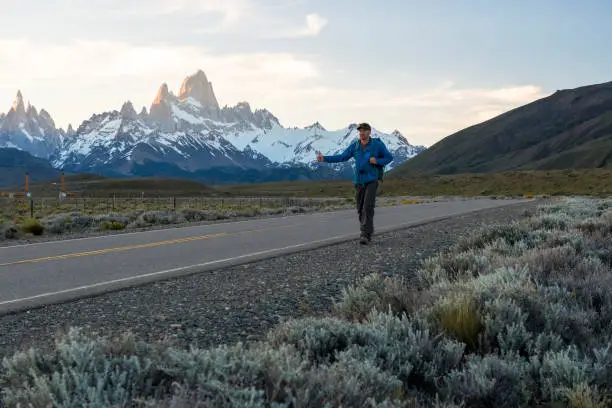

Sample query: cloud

[293,13,328,37]
[0,38,318,127]
[71,0,251,21]
[253,12,328,39]
[0,39,547,146]
[147,0,252,29]
[261,82,548,146]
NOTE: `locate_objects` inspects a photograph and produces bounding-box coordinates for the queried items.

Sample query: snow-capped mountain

[2,70,425,183]
[0,91,70,159]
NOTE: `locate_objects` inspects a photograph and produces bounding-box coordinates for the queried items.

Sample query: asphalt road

[0,198,527,314]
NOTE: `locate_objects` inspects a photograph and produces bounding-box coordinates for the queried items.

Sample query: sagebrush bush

[328,197,612,405]
[1,327,406,408]
[332,273,424,322]
[43,212,134,234]
[31,204,334,237]
[0,222,18,240]
[455,221,529,252]
[6,197,612,406]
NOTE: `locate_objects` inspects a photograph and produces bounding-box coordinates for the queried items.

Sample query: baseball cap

[357,122,371,131]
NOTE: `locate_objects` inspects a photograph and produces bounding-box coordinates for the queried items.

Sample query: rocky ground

[0,200,541,357]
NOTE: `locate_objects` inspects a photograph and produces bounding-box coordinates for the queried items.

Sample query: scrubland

[2,197,611,407]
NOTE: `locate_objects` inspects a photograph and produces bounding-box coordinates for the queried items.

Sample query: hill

[390,81,612,176]
[0,148,61,189]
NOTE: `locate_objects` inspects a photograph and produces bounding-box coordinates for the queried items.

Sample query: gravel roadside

[0,200,542,357]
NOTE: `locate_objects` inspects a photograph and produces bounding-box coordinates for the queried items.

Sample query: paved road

[0,198,528,314]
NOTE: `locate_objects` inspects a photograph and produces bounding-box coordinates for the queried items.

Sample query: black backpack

[372,138,385,181]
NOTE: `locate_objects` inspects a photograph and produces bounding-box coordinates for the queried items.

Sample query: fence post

[173,196,176,210]
[30,199,34,218]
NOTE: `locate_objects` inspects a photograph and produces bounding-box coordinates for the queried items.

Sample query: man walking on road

[317,123,393,245]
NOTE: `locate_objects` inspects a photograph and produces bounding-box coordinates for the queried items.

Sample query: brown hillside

[390,81,612,176]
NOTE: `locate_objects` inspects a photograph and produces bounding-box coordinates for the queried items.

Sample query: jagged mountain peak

[0,91,62,159]
[305,121,326,132]
[152,83,171,105]
[39,109,54,124]
[12,90,25,114]
[390,129,409,142]
[178,69,219,109]
[120,101,138,119]
[150,83,175,128]
[235,101,251,110]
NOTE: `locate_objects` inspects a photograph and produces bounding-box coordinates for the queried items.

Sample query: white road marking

[0,232,356,308]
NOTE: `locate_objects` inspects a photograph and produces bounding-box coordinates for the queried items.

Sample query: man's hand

[369,157,377,164]
[316,152,324,162]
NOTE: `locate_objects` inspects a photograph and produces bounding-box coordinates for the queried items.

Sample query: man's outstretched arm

[323,143,354,163]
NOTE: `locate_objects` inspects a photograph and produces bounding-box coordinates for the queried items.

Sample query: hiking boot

[359,234,371,245]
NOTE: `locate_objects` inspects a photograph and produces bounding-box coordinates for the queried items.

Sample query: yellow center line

[0,233,228,266]
[0,223,300,267]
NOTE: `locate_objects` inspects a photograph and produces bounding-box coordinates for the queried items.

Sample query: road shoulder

[0,200,540,356]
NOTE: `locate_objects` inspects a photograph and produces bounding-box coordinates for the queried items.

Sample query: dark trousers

[355,180,378,236]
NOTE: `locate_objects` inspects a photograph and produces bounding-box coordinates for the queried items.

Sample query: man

[317,123,393,245]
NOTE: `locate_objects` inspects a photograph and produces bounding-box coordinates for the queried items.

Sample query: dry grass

[20,218,44,236]
[563,383,610,408]
[435,294,483,352]
[222,169,612,197]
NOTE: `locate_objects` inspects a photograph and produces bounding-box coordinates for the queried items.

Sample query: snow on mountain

[3,69,425,182]
[228,121,423,170]
[54,70,425,180]
[0,91,66,159]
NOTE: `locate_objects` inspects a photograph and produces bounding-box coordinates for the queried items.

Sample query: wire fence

[1,195,348,224]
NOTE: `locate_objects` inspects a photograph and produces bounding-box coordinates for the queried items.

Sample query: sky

[0,0,610,147]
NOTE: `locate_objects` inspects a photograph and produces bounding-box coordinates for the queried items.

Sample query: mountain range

[391,80,612,176]
[0,69,425,186]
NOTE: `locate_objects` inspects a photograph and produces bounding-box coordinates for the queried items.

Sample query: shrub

[455,222,529,252]
[443,354,531,407]
[42,213,134,234]
[7,197,612,406]
[419,250,493,285]
[0,222,18,240]
[21,218,44,235]
[1,327,406,408]
[179,208,207,222]
[333,274,426,322]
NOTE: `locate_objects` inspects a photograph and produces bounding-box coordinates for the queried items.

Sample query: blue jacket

[324,137,394,186]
